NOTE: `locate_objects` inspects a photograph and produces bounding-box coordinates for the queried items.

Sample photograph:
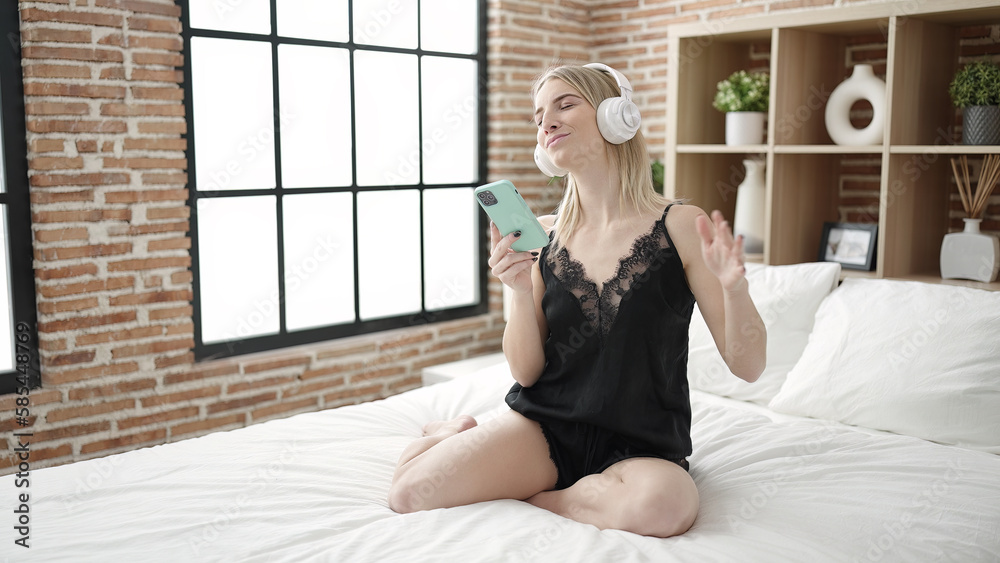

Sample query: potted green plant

[713,70,770,146]
[948,60,1000,145]
[651,159,664,192]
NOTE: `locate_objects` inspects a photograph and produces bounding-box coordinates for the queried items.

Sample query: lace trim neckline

[555,216,665,296]
[547,212,672,341]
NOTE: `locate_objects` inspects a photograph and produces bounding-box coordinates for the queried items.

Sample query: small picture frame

[818,222,877,271]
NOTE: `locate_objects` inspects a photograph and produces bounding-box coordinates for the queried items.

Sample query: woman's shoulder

[663,203,709,264]
[663,202,708,225]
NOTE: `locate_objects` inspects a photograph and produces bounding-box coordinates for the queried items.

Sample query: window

[183,1,488,359]
[1,7,40,394]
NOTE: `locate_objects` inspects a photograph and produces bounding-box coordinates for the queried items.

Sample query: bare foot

[422,415,478,437]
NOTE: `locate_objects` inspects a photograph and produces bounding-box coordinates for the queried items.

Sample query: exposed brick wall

[486,0,591,217]
[6,0,993,474]
[7,0,506,474]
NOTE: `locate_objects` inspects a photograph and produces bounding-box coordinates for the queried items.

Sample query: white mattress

[4,360,999,562]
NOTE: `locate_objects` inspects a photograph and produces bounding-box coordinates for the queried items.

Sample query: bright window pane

[188,0,270,34]
[353,0,417,49]
[357,190,421,319]
[277,0,348,42]
[197,197,279,343]
[421,0,478,54]
[354,51,419,186]
[191,37,275,192]
[283,193,355,330]
[0,209,12,371]
[421,57,478,184]
[278,45,352,188]
[423,189,478,311]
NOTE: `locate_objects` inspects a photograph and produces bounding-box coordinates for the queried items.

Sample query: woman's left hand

[695,210,747,292]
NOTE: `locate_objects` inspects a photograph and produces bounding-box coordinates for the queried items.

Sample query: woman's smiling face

[534,78,604,172]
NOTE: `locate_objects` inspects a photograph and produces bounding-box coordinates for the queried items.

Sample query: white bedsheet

[3,361,999,562]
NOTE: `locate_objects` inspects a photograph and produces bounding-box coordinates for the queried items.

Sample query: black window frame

[182,0,489,360]
[1,7,41,395]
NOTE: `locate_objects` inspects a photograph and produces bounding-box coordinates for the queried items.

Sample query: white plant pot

[940,218,1000,283]
[824,64,886,146]
[733,159,766,254]
[725,112,766,146]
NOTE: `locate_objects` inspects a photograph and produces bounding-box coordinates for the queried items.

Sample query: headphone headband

[583,62,634,100]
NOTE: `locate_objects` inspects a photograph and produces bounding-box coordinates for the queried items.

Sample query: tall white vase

[824,64,886,146]
[940,218,1000,283]
[733,159,766,254]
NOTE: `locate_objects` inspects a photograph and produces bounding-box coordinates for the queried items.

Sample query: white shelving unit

[665,0,1000,291]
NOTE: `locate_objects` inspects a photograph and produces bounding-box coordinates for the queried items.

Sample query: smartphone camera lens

[478,191,498,206]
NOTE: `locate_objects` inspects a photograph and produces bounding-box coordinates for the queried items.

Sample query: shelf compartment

[666,1,1000,292]
[770,153,866,266]
[671,153,750,221]
[880,153,952,280]
[772,27,863,146]
[674,35,772,146]
[886,17,960,147]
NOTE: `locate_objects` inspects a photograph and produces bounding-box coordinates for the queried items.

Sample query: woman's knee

[388,458,460,513]
[615,462,699,537]
[625,488,698,537]
[388,411,556,513]
[387,478,424,514]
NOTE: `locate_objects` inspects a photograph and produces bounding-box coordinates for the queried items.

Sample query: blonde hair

[532,64,671,252]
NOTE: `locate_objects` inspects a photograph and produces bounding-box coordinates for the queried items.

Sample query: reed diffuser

[941,155,1000,283]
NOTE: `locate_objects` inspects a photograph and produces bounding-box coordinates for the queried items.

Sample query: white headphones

[534,63,642,178]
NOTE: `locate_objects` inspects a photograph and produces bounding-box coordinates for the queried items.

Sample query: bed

[4,263,1000,562]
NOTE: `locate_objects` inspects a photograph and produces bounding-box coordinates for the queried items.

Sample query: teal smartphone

[474,180,549,252]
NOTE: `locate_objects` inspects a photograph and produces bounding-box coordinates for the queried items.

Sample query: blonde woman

[389,64,766,538]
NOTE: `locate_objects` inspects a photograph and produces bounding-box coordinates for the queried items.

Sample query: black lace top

[505,204,696,459]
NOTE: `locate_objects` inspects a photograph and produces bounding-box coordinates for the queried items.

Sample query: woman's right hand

[488,221,538,295]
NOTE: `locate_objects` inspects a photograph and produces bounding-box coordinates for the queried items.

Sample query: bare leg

[388,410,557,513]
[392,415,478,474]
[526,457,699,538]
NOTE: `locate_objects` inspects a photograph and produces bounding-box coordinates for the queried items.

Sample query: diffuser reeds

[950,154,1000,220]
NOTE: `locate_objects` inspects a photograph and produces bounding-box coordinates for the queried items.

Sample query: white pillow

[687,261,841,405]
[769,278,1000,453]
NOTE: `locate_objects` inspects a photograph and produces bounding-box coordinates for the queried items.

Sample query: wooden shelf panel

[889,274,1000,292]
[668,1,1000,39]
[890,145,1000,155]
[774,145,883,154]
[679,145,1000,155]
[677,144,767,154]
[840,269,879,281]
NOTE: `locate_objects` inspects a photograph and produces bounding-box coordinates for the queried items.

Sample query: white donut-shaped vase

[824,64,886,146]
